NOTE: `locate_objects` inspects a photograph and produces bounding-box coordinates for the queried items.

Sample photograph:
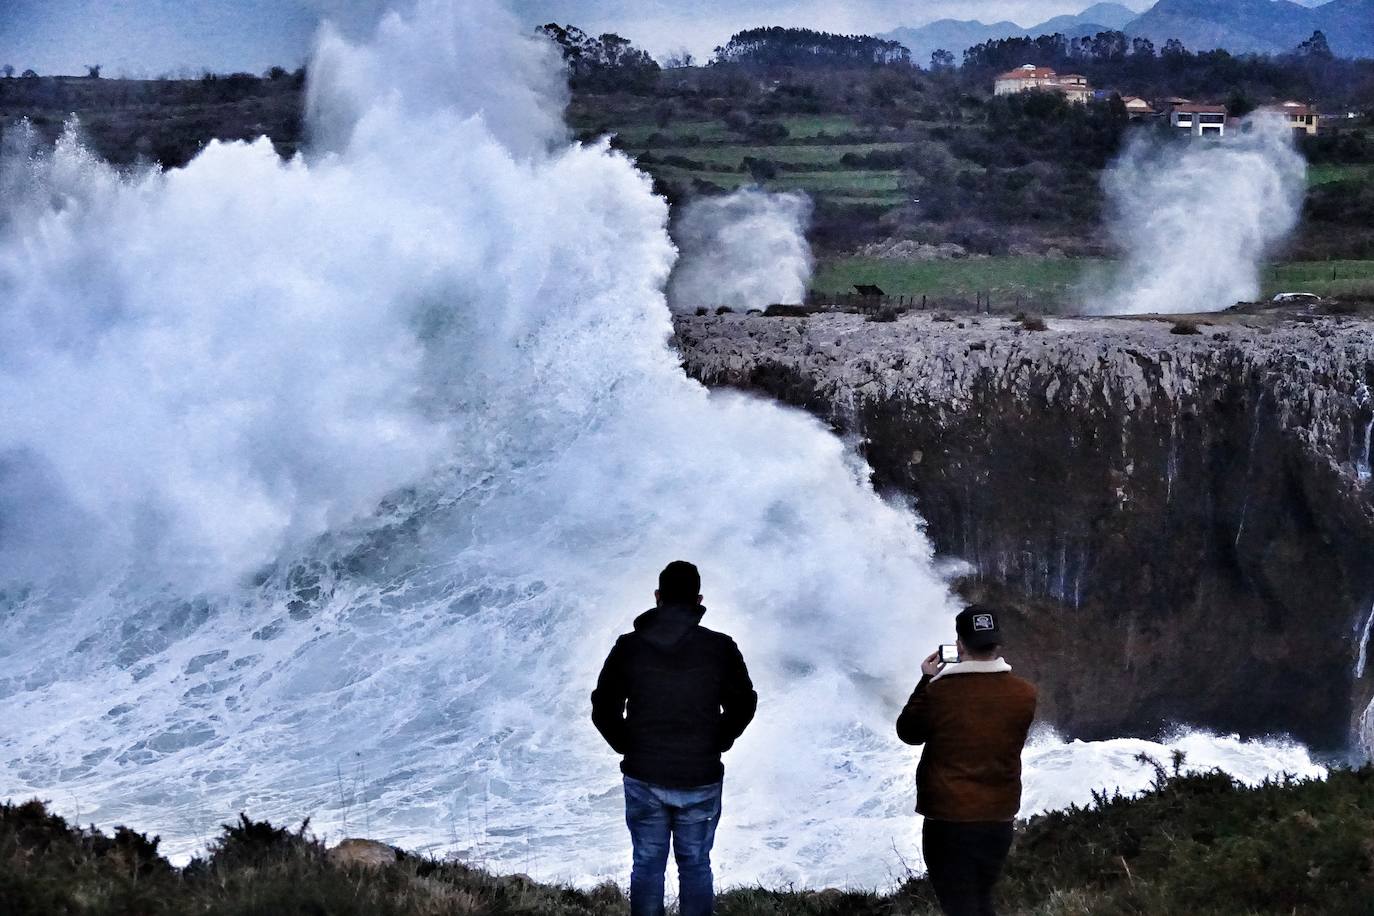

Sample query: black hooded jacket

[590,604,757,788]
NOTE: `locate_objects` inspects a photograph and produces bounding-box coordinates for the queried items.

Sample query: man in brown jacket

[896,605,1037,916]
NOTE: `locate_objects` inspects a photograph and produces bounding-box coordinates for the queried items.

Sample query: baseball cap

[955,605,1003,650]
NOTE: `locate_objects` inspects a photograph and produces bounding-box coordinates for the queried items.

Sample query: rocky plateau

[674,307,1374,758]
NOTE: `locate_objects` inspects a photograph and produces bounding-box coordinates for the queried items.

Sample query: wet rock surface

[674,310,1374,750]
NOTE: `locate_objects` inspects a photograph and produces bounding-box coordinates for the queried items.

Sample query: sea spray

[0,0,1332,887]
[1082,115,1306,315]
[0,0,953,885]
[667,188,813,312]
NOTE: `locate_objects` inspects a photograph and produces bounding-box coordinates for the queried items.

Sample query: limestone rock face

[327,838,399,869]
[674,311,1374,751]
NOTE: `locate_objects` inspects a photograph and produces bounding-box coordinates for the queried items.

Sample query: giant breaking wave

[0,0,1323,888]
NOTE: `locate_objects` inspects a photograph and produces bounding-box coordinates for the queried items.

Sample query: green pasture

[813,256,1098,303]
[606,114,870,147]
[1307,163,1374,186]
[812,257,1374,306]
[1261,259,1374,298]
[651,166,905,197]
[640,142,905,168]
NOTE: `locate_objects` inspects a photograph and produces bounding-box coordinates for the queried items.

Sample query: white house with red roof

[994,64,1093,104]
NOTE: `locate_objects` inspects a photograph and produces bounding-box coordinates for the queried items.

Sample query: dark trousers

[623,776,722,916]
[922,818,1014,916]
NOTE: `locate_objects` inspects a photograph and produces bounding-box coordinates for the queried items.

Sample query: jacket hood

[632,603,705,652]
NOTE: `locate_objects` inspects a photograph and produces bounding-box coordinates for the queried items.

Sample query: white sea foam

[0,0,1335,890]
[1022,729,1326,818]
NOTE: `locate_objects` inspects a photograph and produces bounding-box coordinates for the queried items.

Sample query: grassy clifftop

[4,765,1373,915]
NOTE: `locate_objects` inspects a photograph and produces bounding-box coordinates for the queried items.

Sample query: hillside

[2,59,1371,271]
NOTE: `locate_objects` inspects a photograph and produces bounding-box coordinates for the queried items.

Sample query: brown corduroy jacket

[896,660,1038,822]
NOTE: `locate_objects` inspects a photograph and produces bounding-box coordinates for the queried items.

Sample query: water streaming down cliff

[0,0,1330,888]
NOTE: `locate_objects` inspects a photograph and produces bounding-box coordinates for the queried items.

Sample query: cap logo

[972,613,996,631]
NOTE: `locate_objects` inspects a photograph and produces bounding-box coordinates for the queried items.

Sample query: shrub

[745,120,789,143]
[744,156,778,180]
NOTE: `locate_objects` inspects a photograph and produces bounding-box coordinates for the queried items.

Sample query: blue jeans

[623,775,723,916]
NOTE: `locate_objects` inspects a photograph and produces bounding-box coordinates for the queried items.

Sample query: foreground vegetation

[5,764,1373,915]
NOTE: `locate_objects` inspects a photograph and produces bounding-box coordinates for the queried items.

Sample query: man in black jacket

[591,561,757,916]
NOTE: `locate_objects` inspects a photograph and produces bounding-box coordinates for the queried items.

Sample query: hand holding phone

[921,649,943,677]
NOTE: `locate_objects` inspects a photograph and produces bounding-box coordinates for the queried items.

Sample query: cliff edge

[675,309,1374,754]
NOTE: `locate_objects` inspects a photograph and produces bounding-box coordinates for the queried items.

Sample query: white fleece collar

[930,658,1011,682]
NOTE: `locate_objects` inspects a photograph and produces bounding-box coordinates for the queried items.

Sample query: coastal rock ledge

[674,310,1374,754]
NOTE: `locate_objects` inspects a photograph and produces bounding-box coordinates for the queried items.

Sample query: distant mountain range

[882,0,1374,63]
[883,3,1136,67]
[1128,0,1374,56]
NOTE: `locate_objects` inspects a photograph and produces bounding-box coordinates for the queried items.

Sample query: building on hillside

[1120,96,1156,118]
[993,64,1093,103]
[994,64,1057,94]
[1055,74,1092,104]
[1262,100,1319,136]
[1170,103,1227,137]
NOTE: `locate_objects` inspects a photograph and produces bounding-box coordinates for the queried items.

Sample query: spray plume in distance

[667,188,814,312]
[0,0,1328,887]
[1082,116,1307,316]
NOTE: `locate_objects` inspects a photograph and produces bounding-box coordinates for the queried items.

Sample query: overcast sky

[0,0,1158,76]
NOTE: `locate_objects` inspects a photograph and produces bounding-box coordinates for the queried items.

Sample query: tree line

[712,27,912,69]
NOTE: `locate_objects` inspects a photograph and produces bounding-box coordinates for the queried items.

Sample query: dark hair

[658,560,701,604]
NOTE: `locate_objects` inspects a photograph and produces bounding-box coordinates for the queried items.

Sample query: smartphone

[939,644,959,665]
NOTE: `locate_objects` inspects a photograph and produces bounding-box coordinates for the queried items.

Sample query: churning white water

[667,188,813,312]
[0,0,1327,888]
[1082,115,1307,316]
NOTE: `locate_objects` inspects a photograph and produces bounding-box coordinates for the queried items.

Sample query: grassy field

[1308,163,1374,186]
[651,166,908,201]
[1263,259,1374,298]
[587,114,870,147]
[769,114,869,138]
[591,111,906,208]
[643,142,905,168]
[813,256,1100,304]
[811,256,1374,307]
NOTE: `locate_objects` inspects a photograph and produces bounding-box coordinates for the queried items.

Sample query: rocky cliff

[674,310,1374,754]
